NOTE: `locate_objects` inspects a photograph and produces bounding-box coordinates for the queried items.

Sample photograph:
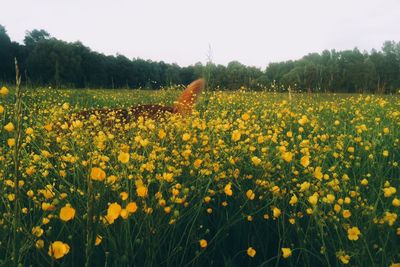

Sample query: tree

[0,25,13,82]
[24,29,50,47]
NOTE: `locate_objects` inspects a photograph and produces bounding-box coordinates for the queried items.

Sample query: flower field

[0,85,399,266]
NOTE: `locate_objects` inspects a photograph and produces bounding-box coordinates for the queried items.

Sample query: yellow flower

[36,239,44,249]
[90,167,106,181]
[120,209,129,219]
[342,209,351,219]
[120,192,129,200]
[247,247,256,257]
[324,194,335,204]
[0,105,4,113]
[106,175,118,184]
[95,235,102,246]
[32,226,44,237]
[4,122,14,132]
[136,186,148,198]
[43,123,53,132]
[281,152,293,163]
[25,127,34,135]
[298,115,308,125]
[42,202,55,211]
[118,152,130,164]
[199,239,207,248]
[182,133,191,141]
[59,205,76,222]
[72,120,83,128]
[383,150,389,157]
[126,202,138,213]
[251,156,261,166]
[62,103,70,110]
[193,159,203,169]
[8,194,15,201]
[299,181,311,192]
[308,193,319,206]
[246,189,255,200]
[107,202,122,220]
[240,112,250,120]
[48,241,70,259]
[384,212,397,226]
[313,167,323,180]
[231,130,241,142]
[383,187,396,197]
[289,194,298,206]
[347,226,361,241]
[334,204,341,213]
[360,179,368,186]
[224,183,233,196]
[383,127,390,134]
[392,198,400,207]
[162,172,174,182]
[158,129,166,139]
[273,207,281,218]
[0,86,9,96]
[339,254,350,264]
[300,155,310,168]
[281,247,292,258]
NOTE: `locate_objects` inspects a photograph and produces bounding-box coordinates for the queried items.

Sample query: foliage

[0,84,399,266]
[1,25,399,92]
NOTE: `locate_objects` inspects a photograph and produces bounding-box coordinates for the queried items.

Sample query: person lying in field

[74,79,205,124]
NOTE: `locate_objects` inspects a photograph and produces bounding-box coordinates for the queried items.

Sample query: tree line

[0,25,399,93]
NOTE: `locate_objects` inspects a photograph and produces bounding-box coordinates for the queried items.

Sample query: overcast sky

[2,0,399,68]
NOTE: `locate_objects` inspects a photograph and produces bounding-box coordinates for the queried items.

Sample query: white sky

[2,0,400,68]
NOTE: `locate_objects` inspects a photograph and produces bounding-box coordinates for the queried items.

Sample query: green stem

[12,58,23,267]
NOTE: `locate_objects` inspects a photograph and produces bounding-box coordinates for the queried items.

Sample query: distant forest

[1,25,399,93]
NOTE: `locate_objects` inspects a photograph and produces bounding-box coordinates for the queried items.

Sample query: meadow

[0,85,399,266]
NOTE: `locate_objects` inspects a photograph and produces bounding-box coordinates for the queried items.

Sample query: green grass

[0,87,399,266]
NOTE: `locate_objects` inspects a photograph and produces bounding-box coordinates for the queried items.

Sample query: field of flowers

[0,85,399,266]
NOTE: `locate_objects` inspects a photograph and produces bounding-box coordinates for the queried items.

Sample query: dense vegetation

[0,84,399,266]
[1,25,400,93]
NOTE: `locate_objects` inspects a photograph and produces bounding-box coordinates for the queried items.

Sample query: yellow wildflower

[247,247,256,257]
[182,133,191,141]
[224,183,233,196]
[289,194,298,206]
[308,193,319,206]
[107,203,122,221]
[347,226,361,241]
[95,235,102,246]
[199,239,207,248]
[273,207,281,218]
[4,122,14,132]
[246,189,255,200]
[136,186,148,198]
[90,167,106,181]
[342,210,351,219]
[231,130,241,142]
[48,241,70,259]
[300,155,310,167]
[0,86,9,96]
[126,202,138,213]
[118,152,130,164]
[59,205,76,222]
[281,152,293,163]
[251,156,262,166]
[281,248,292,258]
